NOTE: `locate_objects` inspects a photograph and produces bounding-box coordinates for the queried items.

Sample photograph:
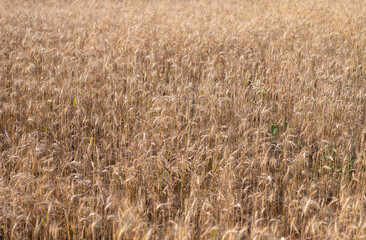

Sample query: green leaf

[40,214,45,227]
[271,123,279,134]
[226,90,231,97]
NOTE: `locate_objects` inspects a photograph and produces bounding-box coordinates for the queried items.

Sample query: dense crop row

[0,0,365,239]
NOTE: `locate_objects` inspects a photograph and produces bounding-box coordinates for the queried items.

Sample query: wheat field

[0,0,366,239]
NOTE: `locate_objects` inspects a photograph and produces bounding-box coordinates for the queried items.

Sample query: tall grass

[0,0,365,239]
